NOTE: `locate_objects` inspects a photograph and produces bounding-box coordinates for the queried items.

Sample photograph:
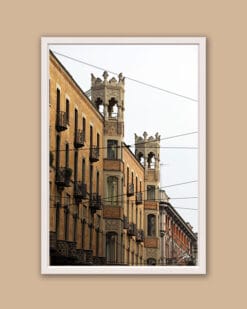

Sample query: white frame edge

[41,36,206,275]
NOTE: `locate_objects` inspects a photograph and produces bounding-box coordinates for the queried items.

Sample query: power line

[163,180,197,188]
[49,179,197,203]
[49,198,198,211]
[168,197,198,200]
[50,145,198,152]
[49,180,198,201]
[52,50,198,102]
[49,130,199,152]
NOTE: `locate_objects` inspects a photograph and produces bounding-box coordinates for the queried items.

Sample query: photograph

[41,37,206,274]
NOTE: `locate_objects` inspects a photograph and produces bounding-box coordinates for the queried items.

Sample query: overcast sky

[50,43,199,232]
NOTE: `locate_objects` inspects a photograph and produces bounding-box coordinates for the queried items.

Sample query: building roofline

[49,50,104,122]
[160,201,197,240]
[122,142,145,171]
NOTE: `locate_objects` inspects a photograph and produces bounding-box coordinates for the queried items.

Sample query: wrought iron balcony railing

[123,216,129,229]
[74,181,87,200]
[136,229,144,242]
[74,129,85,148]
[127,183,134,196]
[127,223,137,237]
[56,111,68,132]
[136,192,143,205]
[55,167,72,187]
[89,146,99,162]
[89,193,102,211]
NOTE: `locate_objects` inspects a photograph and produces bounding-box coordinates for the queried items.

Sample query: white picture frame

[41,36,206,275]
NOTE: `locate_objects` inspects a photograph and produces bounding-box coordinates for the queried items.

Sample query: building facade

[49,52,105,265]
[135,132,162,265]
[49,51,197,266]
[159,199,197,265]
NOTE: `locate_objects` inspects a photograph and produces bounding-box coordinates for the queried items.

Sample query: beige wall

[1,0,247,308]
[49,53,104,256]
[122,146,145,264]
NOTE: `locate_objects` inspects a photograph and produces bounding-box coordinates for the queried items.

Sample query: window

[82,158,86,183]
[56,135,60,169]
[65,143,69,168]
[147,152,155,168]
[82,117,86,141]
[147,258,156,265]
[90,125,93,146]
[106,232,118,264]
[96,171,99,195]
[90,165,93,193]
[97,133,100,148]
[81,215,86,249]
[107,176,118,205]
[74,109,78,131]
[127,199,130,219]
[73,213,77,242]
[66,98,70,124]
[56,88,60,112]
[148,214,156,236]
[107,140,118,159]
[74,151,78,182]
[55,192,62,238]
[64,194,70,241]
[147,185,155,200]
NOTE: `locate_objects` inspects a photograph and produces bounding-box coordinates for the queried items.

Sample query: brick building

[49,50,197,266]
[159,198,197,265]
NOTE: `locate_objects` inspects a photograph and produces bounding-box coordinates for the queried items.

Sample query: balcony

[89,193,102,211]
[103,159,124,172]
[127,183,134,197]
[166,258,177,265]
[56,111,68,132]
[128,223,137,237]
[136,229,144,242]
[74,129,85,148]
[55,167,72,187]
[136,192,143,205]
[123,216,129,229]
[90,146,99,162]
[74,181,87,200]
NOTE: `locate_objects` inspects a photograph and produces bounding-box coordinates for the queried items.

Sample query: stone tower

[135,131,160,184]
[135,132,161,265]
[91,71,125,264]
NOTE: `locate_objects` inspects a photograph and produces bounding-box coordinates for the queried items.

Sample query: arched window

[147,152,155,168]
[107,176,118,205]
[95,98,104,114]
[108,98,118,117]
[106,232,118,264]
[107,140,118,159]
[147,258,156,265]
[137,152,144,165]
[147,214,156,236]
[147,185,155,200]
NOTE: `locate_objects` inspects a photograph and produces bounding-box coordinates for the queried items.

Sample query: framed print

[41,36,206,275]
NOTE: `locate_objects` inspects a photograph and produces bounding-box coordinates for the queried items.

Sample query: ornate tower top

[135,132,160,171]
[91,71,125,121]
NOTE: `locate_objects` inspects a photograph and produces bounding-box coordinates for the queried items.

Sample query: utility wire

[68,179,197,201]
[49,198,198,211]
[49,179,197,203]
[52,50,198,102]
[49,131,198,152]
[50,145,198,152]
